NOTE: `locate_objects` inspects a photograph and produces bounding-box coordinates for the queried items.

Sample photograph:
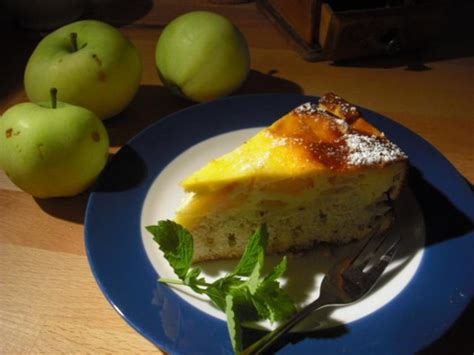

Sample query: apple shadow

[83,0,153,26]
[34,191,89,225]
[237,69,304,95]
[105,85,192,147]
[94,146,148,192]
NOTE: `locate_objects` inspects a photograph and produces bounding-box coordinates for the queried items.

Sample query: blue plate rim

[85,93,474,354]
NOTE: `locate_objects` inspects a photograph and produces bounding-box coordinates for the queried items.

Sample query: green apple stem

[70,32,78,52]
[50,88,58,109]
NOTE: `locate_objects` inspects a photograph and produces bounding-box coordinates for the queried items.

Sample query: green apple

[24,20,142,119]
[0,89,109,198]
[155,11,250,102]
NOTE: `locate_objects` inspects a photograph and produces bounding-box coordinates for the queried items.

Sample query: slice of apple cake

[175,93,408,262]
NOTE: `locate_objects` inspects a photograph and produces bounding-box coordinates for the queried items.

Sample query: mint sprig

[146,220,296,353]
[233,224,268,276]
[146,221,193,280]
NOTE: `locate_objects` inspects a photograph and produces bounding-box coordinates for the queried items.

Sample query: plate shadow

[419,298,474,354]
[408,166,473,247]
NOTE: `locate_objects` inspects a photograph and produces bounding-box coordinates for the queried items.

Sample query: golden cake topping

[180,93,408,193]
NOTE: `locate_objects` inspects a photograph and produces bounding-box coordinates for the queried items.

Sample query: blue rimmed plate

[85,94,474,354]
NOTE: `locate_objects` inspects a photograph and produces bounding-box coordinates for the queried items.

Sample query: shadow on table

[84,0,153,26]
[105,85,191,147]
[94,146,148,193]
[34,191,89,225]
[408,167,473,246]
[237,69,304,95]
[330,39,474,71]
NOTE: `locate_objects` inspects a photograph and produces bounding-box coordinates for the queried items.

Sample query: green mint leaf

[250,295,271,320]
[146,220,193,280]
[231,288,260,323]
[249,256,293,321]
[233,224,268,276]
[213,275,243,293]
[205,275,243,311]
[225,294,242,353]
[264,256,288,283]
[206,285,227,311]
[255,280,296,322]
[149,222,297,352]
[246,250,264,295]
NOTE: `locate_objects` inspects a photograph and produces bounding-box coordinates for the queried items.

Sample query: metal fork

[241,231,401,355]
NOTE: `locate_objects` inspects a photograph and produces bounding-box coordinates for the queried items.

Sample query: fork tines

[341,231,401,299]
[351,226,400,270]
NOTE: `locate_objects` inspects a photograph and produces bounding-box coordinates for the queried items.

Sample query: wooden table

[1,2,473,353]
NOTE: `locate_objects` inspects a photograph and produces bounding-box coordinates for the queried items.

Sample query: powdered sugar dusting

[332,117,349,133]
[240,151,270,171]
[344,133,407,166]
[294,102,318,114]
[270,137,289,147]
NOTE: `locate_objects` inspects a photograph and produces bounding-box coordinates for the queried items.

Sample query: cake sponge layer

[176,161,406,262]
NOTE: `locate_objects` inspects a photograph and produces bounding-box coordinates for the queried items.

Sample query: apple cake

[175,93,408,262]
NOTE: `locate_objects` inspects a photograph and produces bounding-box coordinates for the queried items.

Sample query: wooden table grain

[1,2,473,353]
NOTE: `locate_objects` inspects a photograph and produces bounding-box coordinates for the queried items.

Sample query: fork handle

[241,294,335,355]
